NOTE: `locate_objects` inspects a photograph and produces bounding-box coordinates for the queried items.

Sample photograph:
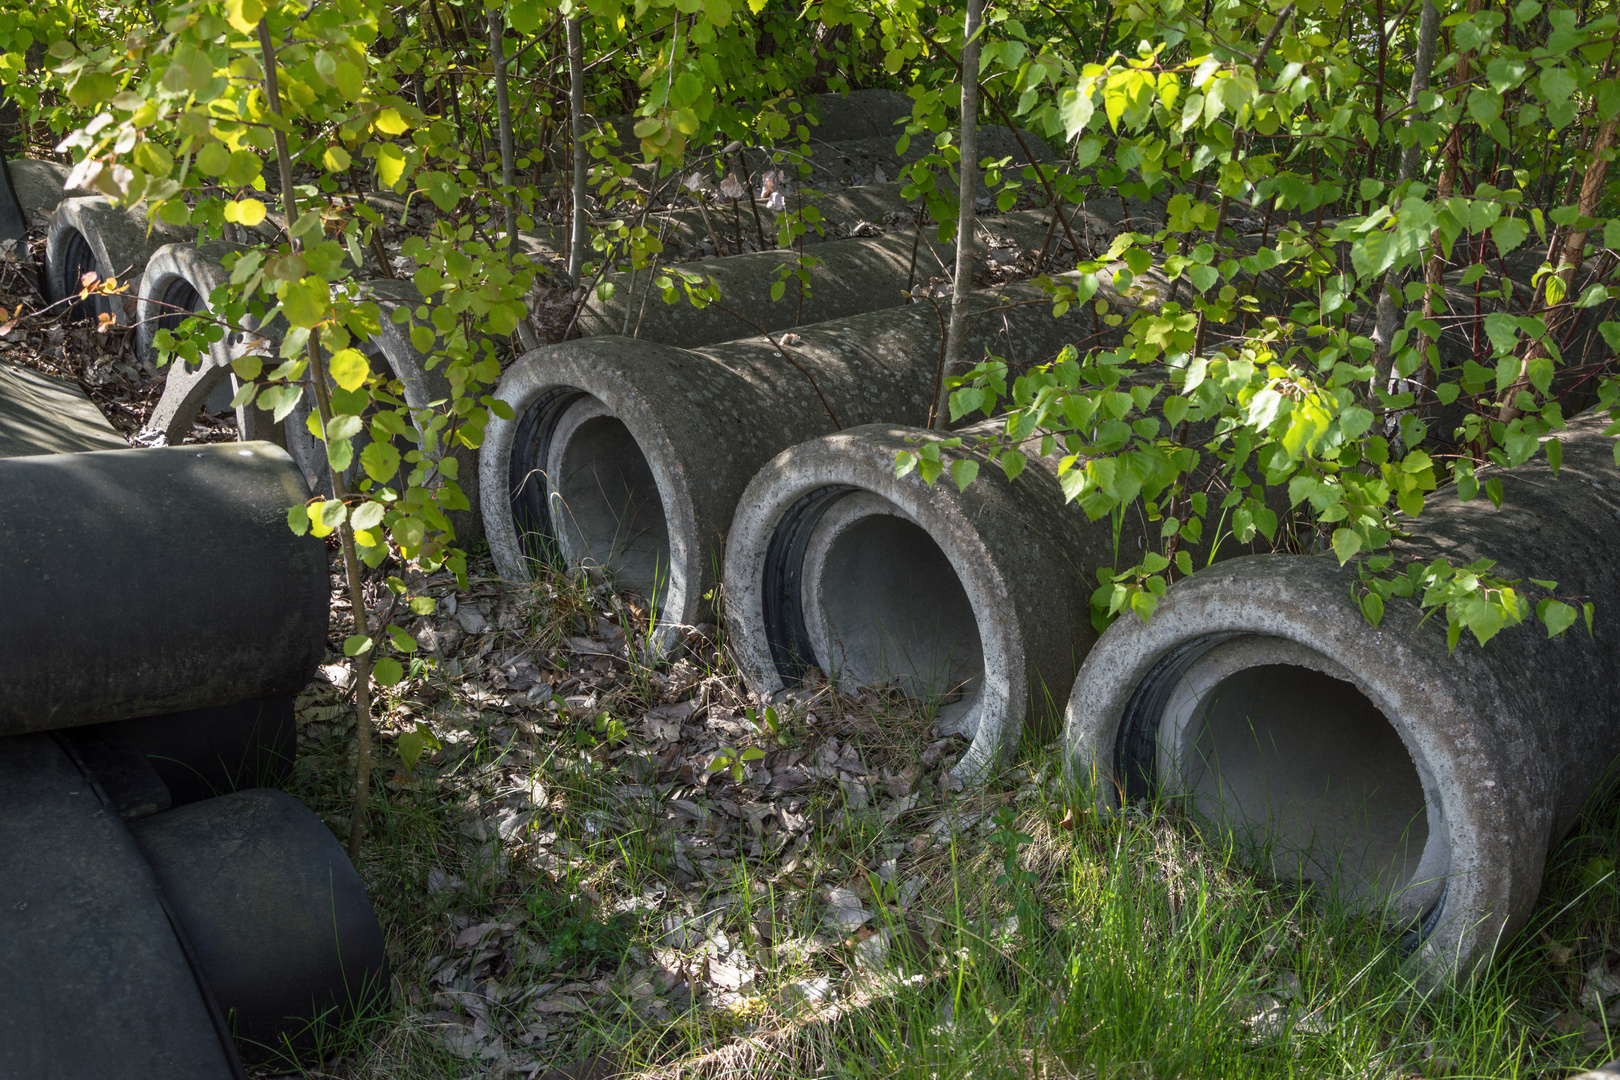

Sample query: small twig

[705,297,841,429]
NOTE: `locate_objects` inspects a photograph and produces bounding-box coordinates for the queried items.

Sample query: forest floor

[4,211,1620,1080]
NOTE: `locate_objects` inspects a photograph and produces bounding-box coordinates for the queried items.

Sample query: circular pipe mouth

[59,228,99,320]
[763,484,986,732]
[508,388,674,608]
[155,276,202,338]
[1115,634,1451,930]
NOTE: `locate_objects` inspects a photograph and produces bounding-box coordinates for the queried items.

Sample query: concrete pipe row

[480,279,1109,651]
[0,442,387,1072]
[45,195,194,325]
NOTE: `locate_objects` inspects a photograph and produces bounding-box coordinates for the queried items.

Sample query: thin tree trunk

[931,0,982,431]
[1416,1,1481,411]
[1497,112,1620,423]
[259,17,375,863]
[566,16,588,285]
[1370,0,1441,402]
[489,9,517,260]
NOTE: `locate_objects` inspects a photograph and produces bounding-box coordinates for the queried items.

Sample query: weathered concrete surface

[0,150,25,242]
[4,157,90,222]
[284,278,483,546]
[0,442,327,733]
[576,209,1054,346]
[482,282,1098,649]
[45,196,192,325]
[134,241,279,446]
[0,359,126,457]
[1065,408,1620,981]
[131,788,387,1061]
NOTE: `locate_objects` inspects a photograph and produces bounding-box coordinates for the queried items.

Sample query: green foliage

[522,890,633,970]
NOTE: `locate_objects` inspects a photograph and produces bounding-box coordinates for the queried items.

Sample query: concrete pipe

[0,357,128,456]
[0,148,24,243]
[68,698,298,810]
[1064,409,1620,980]
[136,241,285,447]
[0,442,327,734]
[720,413,1268,778]
[3,157,91,223]
[576,209,1053,346]
[724,422,1129,778]
[45,196,192,325]
[0,732,243,1079]
[283,277,483,546]
[131,788,389,1060]
[480,283,1092,649]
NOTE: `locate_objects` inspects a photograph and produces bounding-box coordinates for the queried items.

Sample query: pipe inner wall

[545,393,676,606]
[1130,634,1449,919]
[797,492,985,730]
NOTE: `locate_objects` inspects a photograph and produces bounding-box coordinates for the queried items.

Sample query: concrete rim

[724,427,1022,780]
[480,340,701,654]
[135,243,243,444]
[1063,553,1526,982]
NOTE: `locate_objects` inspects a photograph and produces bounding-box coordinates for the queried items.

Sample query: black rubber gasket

[761,484,856,687]
[59,228,98,321]
[157,275,203,336]
[507,387,585,569]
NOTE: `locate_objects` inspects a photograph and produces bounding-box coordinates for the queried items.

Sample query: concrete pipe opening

[55,226,99,321]
[776,489,985,728]
[510,388,676,611]
[1119,635,1450,925]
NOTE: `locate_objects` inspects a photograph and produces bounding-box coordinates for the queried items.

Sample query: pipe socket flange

[481,337,699,654]
[285,278,482,545]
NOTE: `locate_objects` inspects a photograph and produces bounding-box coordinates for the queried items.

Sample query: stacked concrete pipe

[576,209,1054,345]
[480,282,1096,650]
[1063,409,1620,981]
[714,245,1573,781]
[45,195,193,325]
[0,442,386,1070]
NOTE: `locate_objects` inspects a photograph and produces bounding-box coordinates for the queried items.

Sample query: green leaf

[287,503,310,536]
[281,277,330,329]
[1360,591,1385,627]
[360,440,401,483]
[344,635,372,657]
[387,625,418,653]
[375,143,407,189]
[950,458,980,492]
[1541,599,1577,637]
[1491,216,1529,254]
[328,347,370,392]
[395,719,441,767]
[409,596,437,615]
[196,142,231,177]
[374,656,406,689]
[1331,527,1362,564]
[350,500,386,531]
[1546,437,1563,475]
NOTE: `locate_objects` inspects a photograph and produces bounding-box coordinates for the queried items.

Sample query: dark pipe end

[131,789,390,1063]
